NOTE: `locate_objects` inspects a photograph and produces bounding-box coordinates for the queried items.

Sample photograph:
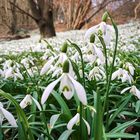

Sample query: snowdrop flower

[0,61,23,81]
[121,85,140,99]
[2,60,12,70]
[21,56,35,69]
[40,43,68,75]
[20,94,41,111]
[124,62,135,75]
[85,22,113,46]
[33,42,47,52]
[0,102,17,127]
[83,45,96,63]
[40,42,75,77]
[88,66,105,81]
[3,67,23,81]
[21,58,30,68]
[4,67,13,79]
[40,57,55,75]
[13,67,24,81]
[67,113,90,135]
[84,44,104,64]
[41,60,87,105]
[93,45,105,64]
[112,68,133,83]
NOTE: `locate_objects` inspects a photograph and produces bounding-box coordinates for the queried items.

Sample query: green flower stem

[98,36,108,83]
[40,106,53,140]
[30,91,38,122]
[93,90,103,140]
[42,39,54,52]
[68,40,87,140]
[102,13,118,129]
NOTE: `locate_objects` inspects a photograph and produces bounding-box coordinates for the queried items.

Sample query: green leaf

[110,119,137,133]
[108,94,131,126]
[0,90,34,140]
[52,91,72,120]
[106,133,136,138]
[136,100,140,113]
[93,91,103,140]
[58,130,74,140]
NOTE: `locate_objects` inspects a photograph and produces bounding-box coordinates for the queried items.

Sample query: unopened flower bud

[63,60,69,73]
[90,34,95,43]
[102,12,108,22]
[61,42,68,53]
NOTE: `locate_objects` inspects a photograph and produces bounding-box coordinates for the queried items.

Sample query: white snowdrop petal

[1,108,17,127]
[41,76,62,104]
[104,32,111,46]
[40,58,54,75]
[135,88,140,99]
[0,112,4,125]
[67,113,79,130]
[107,24,114,32]
[111,69,120,80]
[93,45,105,63]
[31,97,42,111]
[60,74,74,100]
[84,25,98,39]
[83,118,90,135]
[68,75,87,105]
[131,86,140,99]
[121,87,131,94]
[50,114,60,128]
[129,65,135,75]
[20,95,32,109]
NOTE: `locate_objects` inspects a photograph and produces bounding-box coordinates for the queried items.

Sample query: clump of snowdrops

[0,12,140,140]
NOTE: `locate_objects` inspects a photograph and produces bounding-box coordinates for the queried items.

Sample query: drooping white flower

[20,95,32,108]
[21,56,35,69]
[40,58,55,75]
[112,68,133,83]
[0,102,17,127]
[85,22,113,46]
[4,67,13,79]
[124,62,135,76]
[93,45,105,64]
[83,44,104,64]
[2,60,12,70]
[121,85,140,99]
[55,52,68,67]
[67,113,90,135]
[41,72,87,105]
[49,114,60,129]
[40,52,68,76]
[88,66,105,81]
[0,61,23,81]
[20,94,41,111]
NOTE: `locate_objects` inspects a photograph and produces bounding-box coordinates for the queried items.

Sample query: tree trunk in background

[28,0,56,38]
[10,0,17,34]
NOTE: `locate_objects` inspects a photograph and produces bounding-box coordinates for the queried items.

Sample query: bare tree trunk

[28,0,56,38]
[37,4,56,37]
[10,0,17,34]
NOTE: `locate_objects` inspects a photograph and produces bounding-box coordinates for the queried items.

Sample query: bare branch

[9,1,38,21]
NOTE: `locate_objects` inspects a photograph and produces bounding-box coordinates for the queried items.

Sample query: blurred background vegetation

[0,0,139,37]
